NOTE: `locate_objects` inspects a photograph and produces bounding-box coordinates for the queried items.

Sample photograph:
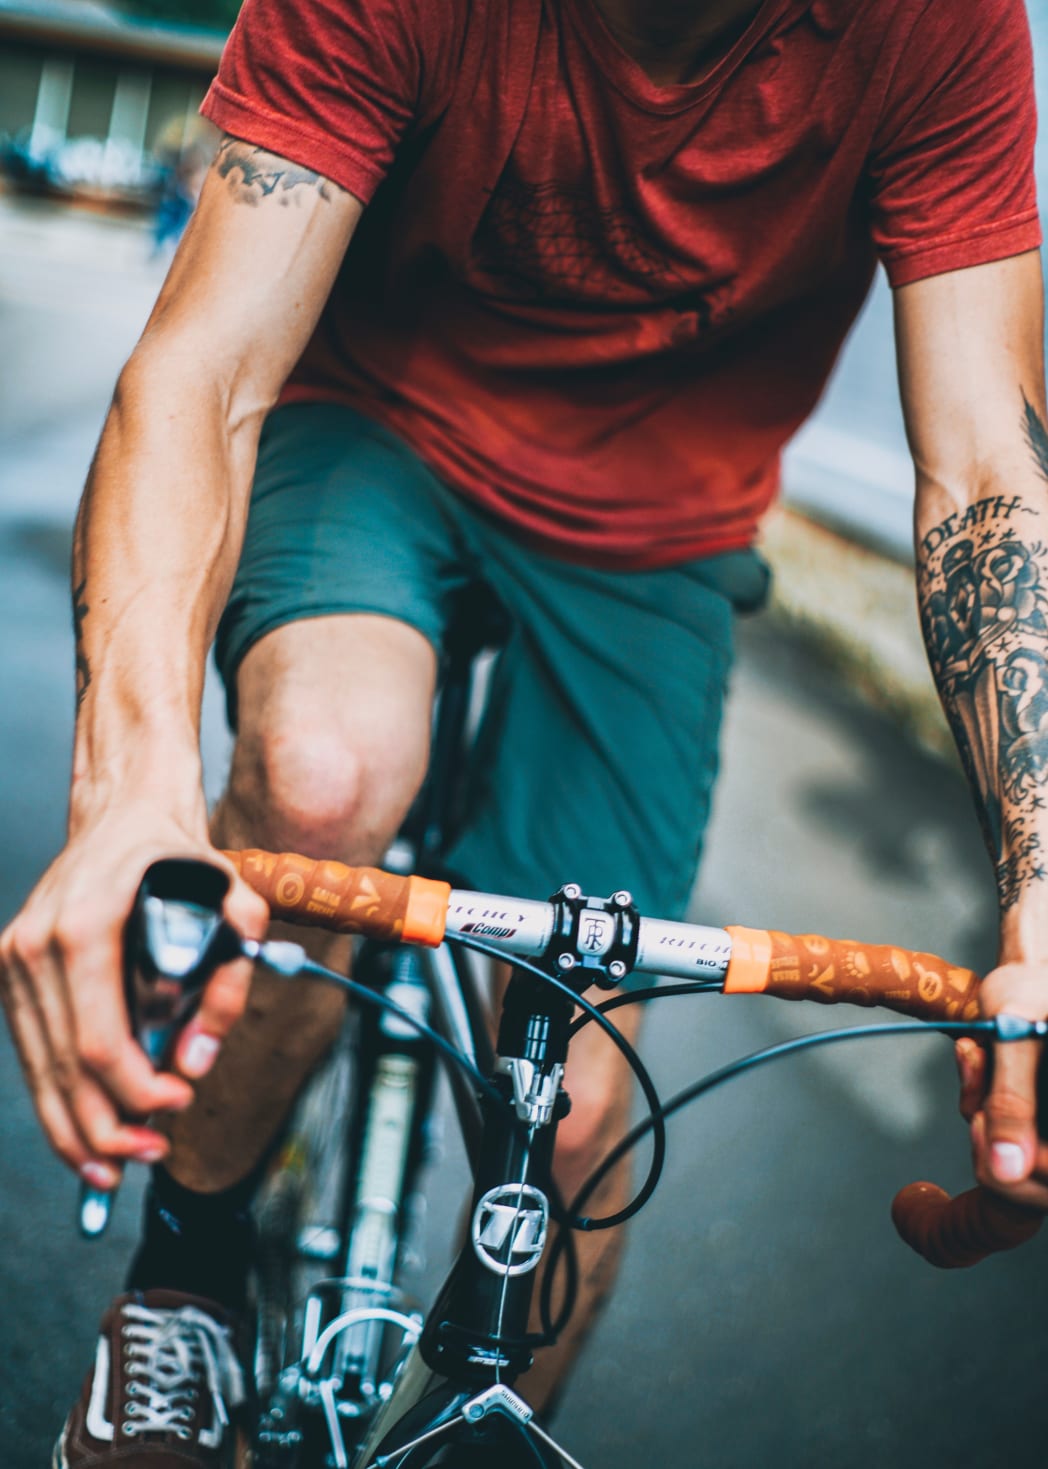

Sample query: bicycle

[80,839,1046,1469]
[72,604,1045,1469]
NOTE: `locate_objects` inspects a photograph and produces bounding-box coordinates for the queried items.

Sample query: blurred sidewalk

[761,509,950,759]
[0,195,161,519]
[0,196,232,793]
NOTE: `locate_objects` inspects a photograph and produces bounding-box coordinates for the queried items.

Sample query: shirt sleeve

[201,0,459,206]
[867,0,1041,287]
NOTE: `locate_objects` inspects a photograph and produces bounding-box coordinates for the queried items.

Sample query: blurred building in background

[0,0,222,204]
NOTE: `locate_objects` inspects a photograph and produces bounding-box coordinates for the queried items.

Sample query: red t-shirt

[203,0,1041,569]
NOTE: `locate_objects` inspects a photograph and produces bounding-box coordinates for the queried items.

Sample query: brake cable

[284,946,999,1351]
[278,954,510,1113]
[568,981,721,1035]
[567,1018,998,1226]
[448,933,669,1233]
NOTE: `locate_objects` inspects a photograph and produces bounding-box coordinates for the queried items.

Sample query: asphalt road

[1,198,1047,1469]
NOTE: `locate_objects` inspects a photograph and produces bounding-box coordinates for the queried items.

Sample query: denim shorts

[215,402,768,921]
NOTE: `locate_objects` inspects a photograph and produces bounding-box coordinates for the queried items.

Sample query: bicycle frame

[258,874,617,1456]
[87,594,1039,1467]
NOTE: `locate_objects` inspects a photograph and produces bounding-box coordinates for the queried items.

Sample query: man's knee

[218,615,437,861]
[227,716,427,861]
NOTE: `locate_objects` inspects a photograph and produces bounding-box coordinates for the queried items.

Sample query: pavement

[2,195,1048,1468]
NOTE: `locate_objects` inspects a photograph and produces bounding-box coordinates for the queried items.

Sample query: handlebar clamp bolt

[611,890,633,908]
[557,952,577,971]
[608,960,627,981]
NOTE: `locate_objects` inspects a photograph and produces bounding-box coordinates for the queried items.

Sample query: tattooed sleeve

[918,395,1048,912]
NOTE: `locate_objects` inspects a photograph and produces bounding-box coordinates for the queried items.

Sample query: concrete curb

[758,505,956,764]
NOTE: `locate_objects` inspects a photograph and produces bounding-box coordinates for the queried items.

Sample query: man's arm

[895,248,1048,1205]
[0,136,363,1185]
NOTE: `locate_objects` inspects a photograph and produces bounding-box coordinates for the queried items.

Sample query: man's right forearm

[0,139,361,1177]
[69,347,261,833]
[68,138,362,835]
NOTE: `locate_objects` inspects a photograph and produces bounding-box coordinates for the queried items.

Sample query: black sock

[126,1166,259,1312]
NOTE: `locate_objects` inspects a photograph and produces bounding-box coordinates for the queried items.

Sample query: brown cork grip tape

[723,926,981,1023]
[724,929,1043,1267]
[891,1182,1042,1268]
[223,850,450,946]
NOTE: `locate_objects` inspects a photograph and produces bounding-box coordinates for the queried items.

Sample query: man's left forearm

[896,252,1048,1197]
[916,390,1048,961]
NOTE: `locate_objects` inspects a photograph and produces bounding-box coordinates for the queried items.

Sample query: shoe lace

[119,1303,245,1442]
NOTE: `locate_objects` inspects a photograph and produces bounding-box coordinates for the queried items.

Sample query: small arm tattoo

[917,400,1048,912]
[73,577,91,711]
[215,136,345,206]
[1022,390,1048,487]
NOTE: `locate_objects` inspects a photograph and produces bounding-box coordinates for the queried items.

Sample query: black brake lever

[78,859,243,1239]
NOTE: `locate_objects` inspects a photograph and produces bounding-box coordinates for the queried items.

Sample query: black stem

[448,934,668,1232]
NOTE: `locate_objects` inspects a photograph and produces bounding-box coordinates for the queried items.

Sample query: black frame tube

[419,966,573,1385]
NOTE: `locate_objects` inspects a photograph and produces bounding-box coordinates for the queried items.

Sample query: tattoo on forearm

[1022,391,1048,487]
[918,401,1048,912]
[73,577,91,711]
[214,137,344,206]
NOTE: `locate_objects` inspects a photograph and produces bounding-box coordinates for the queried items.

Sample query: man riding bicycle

[2,0,1047,1464]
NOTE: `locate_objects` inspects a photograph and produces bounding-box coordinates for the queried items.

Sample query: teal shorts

[216,402,768,922]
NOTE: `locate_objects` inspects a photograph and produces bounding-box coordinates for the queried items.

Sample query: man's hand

[0,806,268,1189]
[956,962,1048,1211]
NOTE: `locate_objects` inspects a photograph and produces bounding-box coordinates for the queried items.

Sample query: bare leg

[163,613,437,1191]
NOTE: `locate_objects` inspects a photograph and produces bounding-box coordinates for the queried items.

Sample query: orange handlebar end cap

[402,876,451,947]
[723,926,773,994]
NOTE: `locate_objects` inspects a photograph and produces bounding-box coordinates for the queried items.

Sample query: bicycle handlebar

[891,1181,1042,1266]
[225,849,451,945]
[223,851,983,1016]
[723,925,981,1021]
[223,849,1043,1271]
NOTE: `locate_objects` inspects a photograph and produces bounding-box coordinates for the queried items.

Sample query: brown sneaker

[53,1289,245,1468]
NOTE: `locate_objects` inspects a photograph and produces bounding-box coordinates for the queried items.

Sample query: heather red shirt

[203,0,1041,568]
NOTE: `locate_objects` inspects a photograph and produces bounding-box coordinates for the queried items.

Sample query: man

[2,0,1047,1463]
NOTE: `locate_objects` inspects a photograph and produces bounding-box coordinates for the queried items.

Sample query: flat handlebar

[223,849,1043,1270]
[223,851,984,1016]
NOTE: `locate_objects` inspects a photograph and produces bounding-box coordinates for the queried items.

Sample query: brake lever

[78,859,242,1240]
